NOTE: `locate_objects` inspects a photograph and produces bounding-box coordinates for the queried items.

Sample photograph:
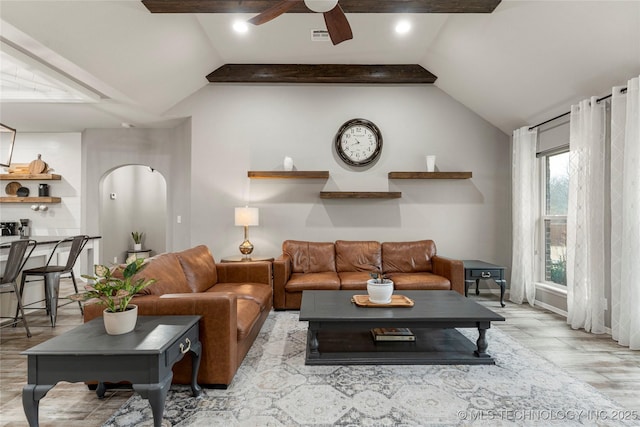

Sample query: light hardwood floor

[1,281,638,426]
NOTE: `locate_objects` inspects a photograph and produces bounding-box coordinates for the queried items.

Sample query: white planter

[103,304,138,335]
[367,279,394,304]
[134,243,142,251]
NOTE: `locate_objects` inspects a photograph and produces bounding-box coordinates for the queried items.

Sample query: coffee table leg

[464,280,473,297]
[307,324,320,359]
[474,327,491,358]
[189,340,203,397]
[133,374,172,427]
[496,280,506,307]
[96,382,106,398]
[23,384,53,427]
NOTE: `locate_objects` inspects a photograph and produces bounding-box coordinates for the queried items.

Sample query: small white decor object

[134,243,142,251]
[426,155,436,172]
[103,304,138,335]
[284,156,294,171]
[367,273,394,304]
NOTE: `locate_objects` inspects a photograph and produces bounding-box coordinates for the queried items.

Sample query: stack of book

[371,327,415,342]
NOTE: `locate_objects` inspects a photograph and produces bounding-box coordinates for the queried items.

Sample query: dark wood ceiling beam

[206,64,437,84]
[142,0,501,14]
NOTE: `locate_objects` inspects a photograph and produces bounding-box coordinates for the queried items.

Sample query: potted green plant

[131,231,143,251]
[69,256,156,335]
[367,271,394,304]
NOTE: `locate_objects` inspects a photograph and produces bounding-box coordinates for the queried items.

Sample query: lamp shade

[235,207,259,226]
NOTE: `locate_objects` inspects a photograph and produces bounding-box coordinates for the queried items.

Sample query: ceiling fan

[248,0,353,46]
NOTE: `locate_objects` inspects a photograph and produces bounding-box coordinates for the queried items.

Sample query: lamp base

[239,239,254,257]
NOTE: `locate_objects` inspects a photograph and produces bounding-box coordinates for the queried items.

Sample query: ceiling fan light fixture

[304,0,339,13]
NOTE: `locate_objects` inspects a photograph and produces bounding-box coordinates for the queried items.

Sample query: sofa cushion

[338,272,371,290]
[387,272,450,290]
[335,240,381,273]
[176,245,218,293]
[236,299,261,341]
[136,253,192,295]
[382,240,436,273]
[285,272,340,292]
[210,282,272,311]
[283,240,336,273]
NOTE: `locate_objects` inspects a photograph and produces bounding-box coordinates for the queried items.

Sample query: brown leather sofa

[83,245,272,387]
[273,240,463,309]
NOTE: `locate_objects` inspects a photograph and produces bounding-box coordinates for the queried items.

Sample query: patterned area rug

[104,311,631,426]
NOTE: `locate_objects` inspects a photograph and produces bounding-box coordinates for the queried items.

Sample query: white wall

[0,132,81,235]
[170,84,511,267]
[82,123,191,264]
[100,165,167,264]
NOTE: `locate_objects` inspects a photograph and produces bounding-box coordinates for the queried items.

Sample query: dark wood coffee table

[299,290,505,365]
[22,315,202,427]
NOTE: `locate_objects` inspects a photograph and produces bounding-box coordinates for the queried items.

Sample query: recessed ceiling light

[395,21,411,35]
[233,21,249,34]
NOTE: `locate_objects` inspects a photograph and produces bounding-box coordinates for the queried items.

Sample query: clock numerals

[335,119,383,167]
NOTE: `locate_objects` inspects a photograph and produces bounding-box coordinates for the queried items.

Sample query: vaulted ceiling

[0,1,638,134]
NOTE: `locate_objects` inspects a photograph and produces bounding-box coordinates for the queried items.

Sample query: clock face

[335,119,383,167]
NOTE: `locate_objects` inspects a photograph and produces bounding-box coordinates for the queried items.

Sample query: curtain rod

[528,87,628,131]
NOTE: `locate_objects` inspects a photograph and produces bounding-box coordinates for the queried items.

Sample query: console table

[463,260,507,307]
[22,315,202,427]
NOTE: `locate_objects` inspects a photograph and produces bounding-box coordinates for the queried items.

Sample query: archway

[99,165,167,264]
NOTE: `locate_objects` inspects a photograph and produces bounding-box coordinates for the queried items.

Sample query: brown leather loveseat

[273,240,463,309]
[84,245,272,387]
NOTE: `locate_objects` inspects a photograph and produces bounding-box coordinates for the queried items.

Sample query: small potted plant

[131,231,143,251]
[68,256,156,335]
[367,271,394,304]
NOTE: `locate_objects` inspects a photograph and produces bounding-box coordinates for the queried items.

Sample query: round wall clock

[334,118,383,167]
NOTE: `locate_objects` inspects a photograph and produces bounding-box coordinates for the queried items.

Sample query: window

[539,150,569,286]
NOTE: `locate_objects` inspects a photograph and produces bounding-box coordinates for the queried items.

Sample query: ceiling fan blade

[248,0,302,26]
[323,3,353,45]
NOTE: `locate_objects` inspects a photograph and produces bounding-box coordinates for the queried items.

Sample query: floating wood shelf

[0,173,61,180]
[388,172,472,179]
[0,197,61,203]
[320,191,402,199]
[248,171,329,179]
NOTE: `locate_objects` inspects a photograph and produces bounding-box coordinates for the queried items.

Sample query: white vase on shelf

[134,243,142,251]
[284,156,294,171]
[426,155,436,172]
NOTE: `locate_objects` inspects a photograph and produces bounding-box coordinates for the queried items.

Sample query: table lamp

[235,207,259,258]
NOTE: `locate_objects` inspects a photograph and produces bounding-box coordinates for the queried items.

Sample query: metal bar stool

[1,239,37,337]
[19,235,89,327]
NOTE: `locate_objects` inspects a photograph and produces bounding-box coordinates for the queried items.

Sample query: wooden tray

[351,294,415,307]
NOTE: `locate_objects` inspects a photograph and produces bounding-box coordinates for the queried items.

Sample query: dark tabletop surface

[299,290,504,322]
[21,315,200,356]
[462,260,506,269]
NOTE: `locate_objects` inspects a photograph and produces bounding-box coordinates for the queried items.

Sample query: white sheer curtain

[611,76,640,349]
[510,127,537,306]
[566,97,606,333]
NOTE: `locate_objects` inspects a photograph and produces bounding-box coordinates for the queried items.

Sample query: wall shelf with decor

[320,191,402,199]
[248,171,329,179]
[0,173,62,180]
[388,172,472,179]
[0,197,61,203]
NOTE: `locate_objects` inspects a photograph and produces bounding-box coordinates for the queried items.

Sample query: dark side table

[22,315,202,427]
[463,260,507,307]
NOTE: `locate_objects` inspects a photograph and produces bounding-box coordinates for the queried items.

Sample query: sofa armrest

[215,261,272,286]
[432,255,464,295]
[273,254,291,309]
